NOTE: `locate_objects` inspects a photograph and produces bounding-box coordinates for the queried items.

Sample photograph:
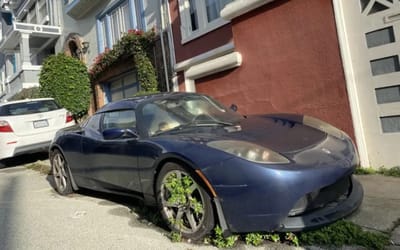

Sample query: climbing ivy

[89,29,158,93]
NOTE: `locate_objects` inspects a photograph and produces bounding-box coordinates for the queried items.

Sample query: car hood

[158,115,326,154]
[232,115,326,153]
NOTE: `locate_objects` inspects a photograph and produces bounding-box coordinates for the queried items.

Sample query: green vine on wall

[89,29,158,93]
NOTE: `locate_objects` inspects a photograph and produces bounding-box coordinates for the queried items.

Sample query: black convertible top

[96,92,191,113]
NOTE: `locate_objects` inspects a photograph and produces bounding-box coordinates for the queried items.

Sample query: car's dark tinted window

[0,100,61,116]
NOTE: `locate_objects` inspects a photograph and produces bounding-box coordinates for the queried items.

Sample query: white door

[334,0,400,167]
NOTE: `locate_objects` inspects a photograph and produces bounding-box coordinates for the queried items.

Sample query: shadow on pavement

[44,173,167,231]
[0,152,49,169]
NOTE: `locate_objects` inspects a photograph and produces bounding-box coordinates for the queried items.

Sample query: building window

[28,3,37,23]
[360,0,392,15]
[366,26,395,48]
[11,55,16,74]
[97,0,142,52]
[376,85,400,104]
[381,115,400,133]
[179,0,233,43]
[370,55,400,76]
[19,0,49,25]
[104,72,139,103]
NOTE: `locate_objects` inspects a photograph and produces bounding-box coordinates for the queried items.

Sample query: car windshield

[141,94,243,136]
[0,100,61,116]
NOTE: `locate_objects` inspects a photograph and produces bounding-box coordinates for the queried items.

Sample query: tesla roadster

[49,92,363,240]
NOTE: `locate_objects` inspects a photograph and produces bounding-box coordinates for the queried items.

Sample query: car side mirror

[103,128,138,140]
[230,104,238,112]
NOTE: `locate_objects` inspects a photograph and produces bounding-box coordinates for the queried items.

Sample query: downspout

[161,0,179,91]
[159,0,170,92]
[47,0,53,25]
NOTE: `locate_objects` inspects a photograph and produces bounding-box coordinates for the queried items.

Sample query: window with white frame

[19,0,49,25]
[97,0,142,52]
[179,0,233,43]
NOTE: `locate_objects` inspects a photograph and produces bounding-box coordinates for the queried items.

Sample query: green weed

[25,161,51,175]
[355,166,400,177]
[211,225,238,248]
[244,233,264,246]
[299,220,389,250]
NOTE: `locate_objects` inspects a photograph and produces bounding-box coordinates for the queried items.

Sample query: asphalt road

[1,154,399,250]
[0,154,300,250]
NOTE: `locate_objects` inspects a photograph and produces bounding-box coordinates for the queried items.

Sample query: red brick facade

[170,0,355,139]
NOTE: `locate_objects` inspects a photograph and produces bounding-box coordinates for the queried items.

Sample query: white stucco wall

[334,0,400,168]
[59,0,161,67]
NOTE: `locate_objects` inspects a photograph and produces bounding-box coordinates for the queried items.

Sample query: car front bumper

[213,176,363,235]
[278,176,363,231]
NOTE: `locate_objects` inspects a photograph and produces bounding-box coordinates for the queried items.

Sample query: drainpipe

[160,0,178,92]
[159,0,170,92]
[47,0,53,25]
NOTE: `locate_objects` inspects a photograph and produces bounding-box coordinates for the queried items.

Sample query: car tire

[156,162,215,241]
[50,149,73,195]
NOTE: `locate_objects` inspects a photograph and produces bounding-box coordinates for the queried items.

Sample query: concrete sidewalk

[349,175,400,247]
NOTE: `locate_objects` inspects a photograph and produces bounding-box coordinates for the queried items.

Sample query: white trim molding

[185,52,242,79]
[21,65,41,71]
[221,0,276,20]
[184,51,242,92]
[175,42,235,71]
[332,0,369,167]
[22,82,40,88]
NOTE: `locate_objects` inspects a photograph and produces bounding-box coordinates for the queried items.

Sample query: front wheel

[50,149,73,195]
[156,163,215,241]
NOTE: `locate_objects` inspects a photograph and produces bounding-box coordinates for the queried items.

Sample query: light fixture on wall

[81,41,90,54]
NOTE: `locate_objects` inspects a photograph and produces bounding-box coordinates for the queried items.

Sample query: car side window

[83,114,102,139]
[102,110,136,130]
[141,103,179,136]
[85,114,102,131]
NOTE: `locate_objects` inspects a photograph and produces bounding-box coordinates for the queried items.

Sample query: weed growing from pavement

[25,161,51,175]
[285,232,300,247]
[380,166,400,177]
[299,220,389,250]
[264,233,281,243]
[355,166,400,177]
[354,167,376,175]
[244,233,264,246]
[170,231,182,242]
[209,225,238,248]
[167,220,388,249]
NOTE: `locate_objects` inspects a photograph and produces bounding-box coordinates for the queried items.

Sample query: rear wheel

[156,163,215,241]
[51,149,73,195]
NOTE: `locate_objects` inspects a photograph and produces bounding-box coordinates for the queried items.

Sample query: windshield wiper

[153,121,234,136]
[153,123,195,136]
[196,121,234,126]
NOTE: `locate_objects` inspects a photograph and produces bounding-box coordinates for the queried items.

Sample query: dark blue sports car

[49,92,363,240]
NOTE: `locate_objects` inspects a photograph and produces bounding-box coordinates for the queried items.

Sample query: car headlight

[207,140,290,164]
[303,116,348,140]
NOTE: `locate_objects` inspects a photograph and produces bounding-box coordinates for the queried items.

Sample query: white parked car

[0,98,75,160]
